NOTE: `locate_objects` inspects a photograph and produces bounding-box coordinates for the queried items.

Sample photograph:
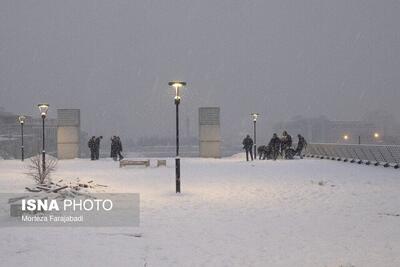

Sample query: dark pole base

[21,147,24,162]
[175,157,181,193]
[42,151,46,174]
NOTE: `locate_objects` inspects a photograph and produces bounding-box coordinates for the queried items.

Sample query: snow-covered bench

[157,160,166,167]
[120,159,150,168]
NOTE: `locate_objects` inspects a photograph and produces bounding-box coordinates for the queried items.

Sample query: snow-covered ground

[0,155,399,267]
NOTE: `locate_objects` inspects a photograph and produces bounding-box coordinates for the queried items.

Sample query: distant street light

[168,81,186,193]
[18,115,26,161]
[250,113,259,160]
[37,104,49,173]
[343,133,381,144]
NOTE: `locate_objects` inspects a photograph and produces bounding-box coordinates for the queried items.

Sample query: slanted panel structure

[199,107,221,158]
[57,109,80,159]
[305,143,400,168]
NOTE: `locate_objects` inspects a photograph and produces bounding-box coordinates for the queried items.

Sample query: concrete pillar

[199,107,221,158]
[57,109,80,159]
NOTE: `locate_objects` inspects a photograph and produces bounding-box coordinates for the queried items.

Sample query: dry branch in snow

[26,155,57,185]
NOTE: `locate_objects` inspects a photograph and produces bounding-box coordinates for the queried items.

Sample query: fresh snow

[0,155,399,267]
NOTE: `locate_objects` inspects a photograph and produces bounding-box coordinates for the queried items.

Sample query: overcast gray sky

[1,1,399,144]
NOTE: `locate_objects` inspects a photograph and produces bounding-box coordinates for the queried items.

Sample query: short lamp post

[18,115,26,161]
[37,104,49,173]
[168,81,186,193]
[251,113,259,160]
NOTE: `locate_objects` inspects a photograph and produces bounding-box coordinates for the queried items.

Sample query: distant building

[274,116,385,144]
[0,108,57,159]
[0,107,89,159]
[329,120,381,144]
[362,110,400,145]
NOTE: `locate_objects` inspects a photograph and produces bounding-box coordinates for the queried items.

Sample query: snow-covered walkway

[0,155,399,267]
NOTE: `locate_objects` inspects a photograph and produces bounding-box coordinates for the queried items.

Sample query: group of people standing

[242,131,307,162]
[88,135,124,161]
[88,136,103,160]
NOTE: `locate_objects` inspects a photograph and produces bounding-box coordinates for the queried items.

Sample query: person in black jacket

[281,131,292,159]
[116,136,124,161]
[110,136,118,161]
[268,133,281,160]
[94,136,103,160]
[257,145,267,160]
[88,136,96,160]
[242,135,254,161]
[296,134,307,159]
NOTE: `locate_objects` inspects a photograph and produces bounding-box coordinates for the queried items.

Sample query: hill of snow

[0,155,399,266]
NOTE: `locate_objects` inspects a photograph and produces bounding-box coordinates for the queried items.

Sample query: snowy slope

[0,155,399,267]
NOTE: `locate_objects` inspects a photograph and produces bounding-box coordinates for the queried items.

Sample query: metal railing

[304,143,400,169]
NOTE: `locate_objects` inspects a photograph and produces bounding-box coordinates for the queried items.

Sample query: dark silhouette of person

[110,136,117,160]
[296,134,307,159]
[116,136,124,161]
[242,135,254,161]
[280,131,292,159]
[94,136,103,160]
[88,136,96,160]
[268,133,281,160]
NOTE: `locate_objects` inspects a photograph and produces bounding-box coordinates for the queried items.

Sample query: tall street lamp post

[18,115,26,161]
[38,104,49,173]
[168,81,186,193]
[251,113,259,160]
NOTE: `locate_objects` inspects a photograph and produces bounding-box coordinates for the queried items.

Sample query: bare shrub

[27,155,57,185]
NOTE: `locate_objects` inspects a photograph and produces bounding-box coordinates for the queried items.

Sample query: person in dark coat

[94,136,103,160]
[257,145,267,160]
[264,144,273,160]
[110,136,118,161]
[280,131,292,159]
[296,134,307,159]
[116,136,124,161]
[242,134,254,161]
[88,136,96,160]
[268,133,281,160]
